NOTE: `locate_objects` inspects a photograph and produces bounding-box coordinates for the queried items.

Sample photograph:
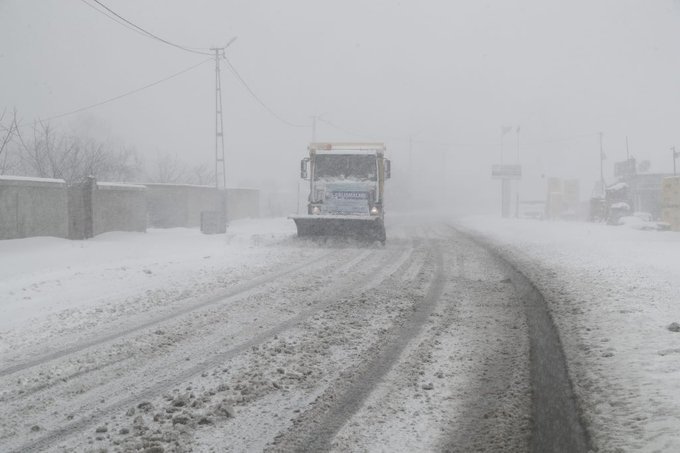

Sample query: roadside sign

[614,158,636,178]
[492,164,522,179]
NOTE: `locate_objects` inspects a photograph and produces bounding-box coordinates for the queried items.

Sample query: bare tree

[0,108,19,174]
[190,162,215,186]
[145,152,214,185]
[15,121,142,184]
[149,152,188,184]
[104,145,144,182]
[7,117,207,186]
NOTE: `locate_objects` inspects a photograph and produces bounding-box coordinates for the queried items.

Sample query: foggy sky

[2,0,680,213]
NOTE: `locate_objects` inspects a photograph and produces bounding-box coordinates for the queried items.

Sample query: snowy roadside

[458,216,680,452]
[0,218,309,357]
[5,214,678,451]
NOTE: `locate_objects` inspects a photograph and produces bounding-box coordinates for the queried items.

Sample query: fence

[0,175,69,240]
[145,184,223,228]
[145,184,259,227]
[1,176,260,240]
[67,178,148,239]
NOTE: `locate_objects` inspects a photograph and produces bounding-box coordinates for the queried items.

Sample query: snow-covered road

[5,214,675,452]
[0,218,533,452]
[459,216,680,453]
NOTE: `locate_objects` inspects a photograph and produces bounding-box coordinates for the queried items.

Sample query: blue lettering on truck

[329,191,368,200]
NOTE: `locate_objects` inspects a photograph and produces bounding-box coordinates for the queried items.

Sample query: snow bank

[458,216,680,452]
[0,218,298,334]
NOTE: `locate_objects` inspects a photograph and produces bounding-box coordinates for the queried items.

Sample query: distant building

[618,173,671,219]
[611,157,671,220]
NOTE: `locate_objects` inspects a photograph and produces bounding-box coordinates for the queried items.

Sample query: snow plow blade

[290,215,386,243]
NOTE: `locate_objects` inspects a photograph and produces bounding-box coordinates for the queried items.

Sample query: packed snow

[1,215,679,451]
[458,215,680,452]
[0,219,302,353]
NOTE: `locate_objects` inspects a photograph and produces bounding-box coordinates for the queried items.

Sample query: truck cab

[292,142,390,243]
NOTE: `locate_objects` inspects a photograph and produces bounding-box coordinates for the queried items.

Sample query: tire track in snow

[266,238,445,452]
[452,224,592,453]
[0,250,338,378]
[6,242,418,453]
[0,248,374,404]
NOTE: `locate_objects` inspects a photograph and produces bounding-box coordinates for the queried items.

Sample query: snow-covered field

[1,215,679,452]
[0,218,299,331]
[458,216,680,452]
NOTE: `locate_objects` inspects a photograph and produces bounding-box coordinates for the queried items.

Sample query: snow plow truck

[290,142,391,243]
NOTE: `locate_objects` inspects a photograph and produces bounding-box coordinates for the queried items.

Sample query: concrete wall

[1,177,261,240]
[67,178,93,240]
[145,184,259,228]
[93,182,147,236]
[145,184,222,228]
[68,179,147,239]
[0,175,69,240]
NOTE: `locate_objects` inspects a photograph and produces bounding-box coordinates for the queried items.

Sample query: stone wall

[0,175,68,240]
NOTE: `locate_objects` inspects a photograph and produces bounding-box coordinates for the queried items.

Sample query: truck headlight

[370,206,379,215]
[312,206,321,215]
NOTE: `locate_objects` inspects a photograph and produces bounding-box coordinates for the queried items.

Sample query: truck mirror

[385,159,391,179]
[301,158,309,179]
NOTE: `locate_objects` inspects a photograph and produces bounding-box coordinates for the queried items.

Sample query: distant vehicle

[605,182,631,225]
[518,200,546,220]
[290,142,390,243]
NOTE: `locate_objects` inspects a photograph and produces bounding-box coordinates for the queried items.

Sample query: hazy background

[2,0,680,215]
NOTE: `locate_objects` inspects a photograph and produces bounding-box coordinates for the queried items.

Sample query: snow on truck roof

[308,142,386,153]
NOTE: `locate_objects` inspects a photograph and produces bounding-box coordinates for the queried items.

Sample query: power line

[82,0,307,129]
[18,58,212,128]
[90,0,212,55]
[412,133,598,150]
[317,117,499,147]
[412,137,499,148]
[82,0,213,56]
[316,117,382,141]
[317,117,598,151]
[521,132,599,147]
[222,56,308,128]
[78,0,155,43]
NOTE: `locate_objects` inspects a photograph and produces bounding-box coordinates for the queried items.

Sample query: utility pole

[211,37,237,191]
[212,46,226,190]
[673,145,678,176]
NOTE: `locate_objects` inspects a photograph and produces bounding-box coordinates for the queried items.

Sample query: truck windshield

[314,154,377,181]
